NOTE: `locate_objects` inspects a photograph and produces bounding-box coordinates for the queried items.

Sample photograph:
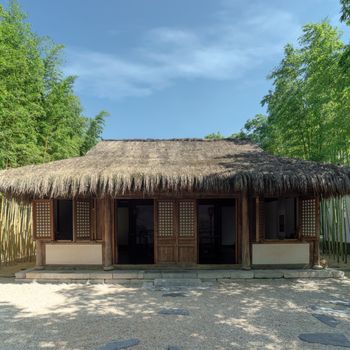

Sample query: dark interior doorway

[198,199,236,264]
[54,199,73,240]
[117,200,154,264]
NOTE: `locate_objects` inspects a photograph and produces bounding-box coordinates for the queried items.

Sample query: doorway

[198,199,236,264]
[116,200,154,264]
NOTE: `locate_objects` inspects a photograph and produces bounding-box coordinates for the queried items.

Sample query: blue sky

[2,0,348,139]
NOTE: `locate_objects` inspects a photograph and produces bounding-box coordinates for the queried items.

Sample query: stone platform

[15,267,345,285]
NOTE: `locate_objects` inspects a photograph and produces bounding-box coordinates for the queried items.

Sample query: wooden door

[155,199,197,264]
[178,200,197,264]
[155,200,177,263]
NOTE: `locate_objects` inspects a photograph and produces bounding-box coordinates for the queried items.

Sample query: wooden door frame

[114,195,239,266]
[114,199,155,264]
[196,197,238,264]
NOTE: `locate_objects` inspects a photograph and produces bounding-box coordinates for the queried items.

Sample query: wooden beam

[35,241,44,269]
[255,197,260,242]
[99,198,113,269]
[105,197,113,269]
[236,197,242,264]
[241,192,251,269]
[113,199,117,264]
[313,196,322,269]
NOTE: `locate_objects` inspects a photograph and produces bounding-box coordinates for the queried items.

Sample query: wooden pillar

[255,197,260,242]
[100,197,113,270]
[35,241,44,269]
[313,197,322,269]
[241,192,251,269]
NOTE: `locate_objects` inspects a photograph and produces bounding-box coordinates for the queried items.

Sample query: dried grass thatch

[1,138,350,199]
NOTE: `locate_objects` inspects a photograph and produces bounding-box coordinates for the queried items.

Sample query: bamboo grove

[0,1,107,264]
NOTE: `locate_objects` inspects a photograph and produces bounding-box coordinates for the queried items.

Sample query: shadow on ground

[0,278,350,350]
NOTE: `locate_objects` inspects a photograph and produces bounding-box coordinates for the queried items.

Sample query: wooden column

[241,192,251,270]
[35,241,44,269]
[255,197,260,242]
[99,197,113,270]
[313,197,322,269]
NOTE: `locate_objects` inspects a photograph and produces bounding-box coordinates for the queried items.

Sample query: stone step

[144,271,198,279]
[154,278,202,288]
[15,268,345,282]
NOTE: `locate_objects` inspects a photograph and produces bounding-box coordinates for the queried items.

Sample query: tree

[231,114,269,148]
[261,22,350,163]
[340,0,350,24]
[0,1,44,168]
[0,1,107,169]
[80,111,109,155]
[204,132,224,140]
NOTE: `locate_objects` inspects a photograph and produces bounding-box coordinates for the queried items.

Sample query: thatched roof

[1,138,350,199]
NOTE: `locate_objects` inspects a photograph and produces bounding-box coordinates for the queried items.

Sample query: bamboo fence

[321,197,350,263]
[0,195,35,265]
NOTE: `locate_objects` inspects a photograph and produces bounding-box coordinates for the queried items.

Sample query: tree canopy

[0,1,107,169]
[207,5,350,166]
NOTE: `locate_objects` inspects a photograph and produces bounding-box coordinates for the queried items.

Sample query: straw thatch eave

[1,138,350,200]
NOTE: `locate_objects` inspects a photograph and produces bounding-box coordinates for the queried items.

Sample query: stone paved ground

[0,278,350,350]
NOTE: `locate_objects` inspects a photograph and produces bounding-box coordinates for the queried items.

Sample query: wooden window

[33,200,53,240]
[157,201,174,237]
[179,201,195,237]
[300,198,317,238]
[75,199,93,240]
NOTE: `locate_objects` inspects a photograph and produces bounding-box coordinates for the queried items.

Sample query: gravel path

[0,278,349,350]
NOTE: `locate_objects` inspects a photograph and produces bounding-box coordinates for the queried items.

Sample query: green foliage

[259,21,350,163]
[0,1,43,168]
[204,132,225,140]
[80,111,109,155]
[231,114,269,147]
[0,0,107,169]
[340,0,350,24]
[213,19,350,165]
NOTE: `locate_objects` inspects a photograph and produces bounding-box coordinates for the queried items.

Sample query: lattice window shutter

[33,200,53,240]
[300,197,318,239]
[74,199,93,240]
[178,201,196,237]
[157,200,174,237]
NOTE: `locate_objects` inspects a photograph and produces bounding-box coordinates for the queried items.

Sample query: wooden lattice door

[156,200,176,263]
[178,200,197,263]
[155,200,197,264]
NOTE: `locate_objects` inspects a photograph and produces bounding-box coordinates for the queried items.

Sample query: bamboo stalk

[320,196,350,264]
[0,194,35,265]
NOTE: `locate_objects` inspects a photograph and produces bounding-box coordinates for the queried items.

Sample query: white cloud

[64,2,301,99]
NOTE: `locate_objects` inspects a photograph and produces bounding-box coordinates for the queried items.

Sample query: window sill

[258,239,302,244]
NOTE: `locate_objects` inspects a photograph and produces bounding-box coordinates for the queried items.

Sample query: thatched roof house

[1,139,349,271]
[1,139,350,199]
